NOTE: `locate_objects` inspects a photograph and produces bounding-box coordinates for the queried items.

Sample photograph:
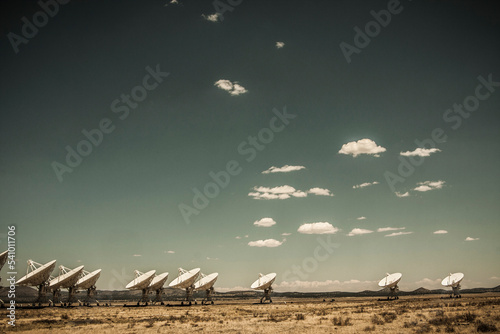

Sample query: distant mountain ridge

[1,285,499,303]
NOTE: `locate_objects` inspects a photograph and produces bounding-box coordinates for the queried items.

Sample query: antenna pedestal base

[181,286,195,306]
[387,285,399,300]
[450,285,461,298]
[201,287,215,305]
[34,283,50,306]
[151,288,165,305]
[260,287,273,304]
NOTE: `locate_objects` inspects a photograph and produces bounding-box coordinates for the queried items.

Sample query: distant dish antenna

[441,272,464,298]
[17,259,57,305]
[148,272,169,305]
[125,270,156,305]
[378,272,402,300]
[168,268,201,305]
[194,272,219,305]
[251,273,276,303]
[48,265,85,305]
[75,269,102,306]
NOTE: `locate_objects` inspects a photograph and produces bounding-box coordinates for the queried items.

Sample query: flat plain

[2,294,499,333]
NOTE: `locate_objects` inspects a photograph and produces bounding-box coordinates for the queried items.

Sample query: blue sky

[1,0,499,292]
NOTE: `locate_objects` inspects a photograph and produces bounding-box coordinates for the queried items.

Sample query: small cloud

[298,222,339,235]
[282,232,291,236]
[400,148,441,157]
[276,41,285,49]
[206,257,219,260]
[165,0,180,6]
[338,139,386,157]
[307,187,334,196]
[214,79,247,96]
[262,165,305,174]
[254,217,277,227]
[244,235,249,238]
[385,231,413,237]
[433,230,448,234]
[202,13,221,22]
[249,185,332,199]
[347,228,373,236]
[414,180,445,192]
[377,227,405,232]
[353,181,379,189]
[76,260,82,263]
[395,191,410,198]
[133,254,142,257]
[465,237,479,241]
[248,238,285,247]
[357,216,367,220]
[490,276,500,280]
[235,236,242,239]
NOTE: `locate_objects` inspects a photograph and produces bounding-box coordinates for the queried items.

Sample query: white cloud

[248,238,285,247]
[338,139,386,157]
[415,278,441,289]
[165,250,175,254]
[385,231,413,237]
[202,13,221,22]
[235,236,241,239]
[433,230,448,234]
[353,181,379,189]
[377,227,405,232]
[262,165,305,174]
[214,79,248,96]
[414,180,445,192]
[357,216,367,220]
[395,191,410,198]
[297,222,339,235]
[165,0,179,6]
[133,254,142,257]
[276,41,285,49]
[249,185,333,199]
[400,148,441,157]
[347,228,373,236]
[206,257,219,260]
[307,187,334,196]
[465,237,479,241]
[254,217,277,227]
[282,232,291,236]
[244,235,249,238]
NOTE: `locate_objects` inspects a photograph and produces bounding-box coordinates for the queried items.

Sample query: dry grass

[2,294,499,333]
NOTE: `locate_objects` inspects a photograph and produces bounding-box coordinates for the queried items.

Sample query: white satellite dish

[48,265,85,305]
[148,272,169,305]
[251,273,276,303]
[194,272,218,305]
[378,272,402,300]
[441,272,464,298]
[168,268,201,305]
[125,270,156,305]
[17,259,57,305]
[75,269,102,306]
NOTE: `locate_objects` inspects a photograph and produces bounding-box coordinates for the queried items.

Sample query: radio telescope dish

[194,272,218,305]
[75,269,102,306]
[126,270,156,305]
[441,273,464,298]
[168,268,201,305]
[17,259,57,305]
[148,272,169,305]
[49,265,85,305]
[378,273,402,300]
[251,273,276,303]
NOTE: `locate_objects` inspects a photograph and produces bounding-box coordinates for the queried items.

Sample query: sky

[1,0,499,293]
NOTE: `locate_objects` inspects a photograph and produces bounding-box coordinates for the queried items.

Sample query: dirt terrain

[2,294,499,333]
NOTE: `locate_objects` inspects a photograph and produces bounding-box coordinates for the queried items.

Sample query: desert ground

[2,294,499,333]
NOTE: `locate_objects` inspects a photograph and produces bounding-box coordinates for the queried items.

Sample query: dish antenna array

[48,265,85,305]
[0,251,8,306]
[168,268,201,305]
[125,270,156,305]
[17,259,57,306]
[378,272,402,300]
[75,269,102,306]
[251,273,276,303]
[441,273,464,298]
[193,272,219,305]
